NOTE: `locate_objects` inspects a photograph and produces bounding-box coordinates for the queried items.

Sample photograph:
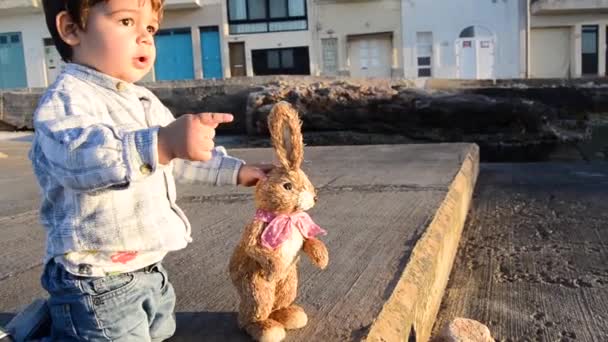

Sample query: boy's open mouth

[134,56,149,68]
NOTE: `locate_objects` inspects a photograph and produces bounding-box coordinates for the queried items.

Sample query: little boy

[29,0,269,340]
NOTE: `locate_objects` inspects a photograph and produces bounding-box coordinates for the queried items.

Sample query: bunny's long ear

[267,101,304,170]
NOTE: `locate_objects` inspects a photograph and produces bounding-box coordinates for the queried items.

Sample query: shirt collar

[63,63,137,94]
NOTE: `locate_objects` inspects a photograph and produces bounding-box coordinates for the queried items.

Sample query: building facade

[312,0,403,78]
[529,0,608,78]
[2,0,607,89]
[0,0,318,88]
[401,0,528,79]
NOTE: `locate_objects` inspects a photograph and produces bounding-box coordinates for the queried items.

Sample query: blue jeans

[41,259,176,341]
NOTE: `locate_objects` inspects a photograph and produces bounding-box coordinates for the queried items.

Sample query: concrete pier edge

[365,144,480,342]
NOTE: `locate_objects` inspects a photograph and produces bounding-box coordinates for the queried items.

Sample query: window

[270,0,287,18]
[582,25,599,75]
[416,32,433,77]
[252,47,310,75]
[228,0,307,34]
[459,25,492,39]
[459,26,474,38]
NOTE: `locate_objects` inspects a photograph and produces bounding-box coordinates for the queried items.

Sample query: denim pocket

[88,273,137,305]
[88,273,146,340]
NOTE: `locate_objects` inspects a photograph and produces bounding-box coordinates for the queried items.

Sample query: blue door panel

[200,28,223,79]
[0,32,27,89]
[154,30,194,81]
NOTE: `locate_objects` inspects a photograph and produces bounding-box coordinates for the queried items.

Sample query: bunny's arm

[243,219,282,279]
[302,238,329,269]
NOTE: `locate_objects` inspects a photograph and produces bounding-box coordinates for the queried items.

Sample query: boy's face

[71,0,160,83]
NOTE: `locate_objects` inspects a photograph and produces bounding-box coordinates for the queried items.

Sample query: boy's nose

[137,30,153,45]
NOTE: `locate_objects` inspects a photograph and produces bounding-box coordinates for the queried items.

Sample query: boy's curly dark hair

[42,0,164,62]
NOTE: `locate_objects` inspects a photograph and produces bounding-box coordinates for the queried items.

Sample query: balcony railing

[0,0,42,15]
[531,0,608,14]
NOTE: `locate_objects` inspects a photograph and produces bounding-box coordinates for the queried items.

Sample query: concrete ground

[0,136,477,341]
[432,163,608,342]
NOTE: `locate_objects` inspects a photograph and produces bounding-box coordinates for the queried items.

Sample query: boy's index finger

[197,113,234,127]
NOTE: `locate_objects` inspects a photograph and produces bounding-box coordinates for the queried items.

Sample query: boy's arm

[171,148,244,186]
[32,92,159,192]
[154,100,244,186]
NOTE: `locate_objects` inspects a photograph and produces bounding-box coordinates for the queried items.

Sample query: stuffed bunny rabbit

[229,101,329,342]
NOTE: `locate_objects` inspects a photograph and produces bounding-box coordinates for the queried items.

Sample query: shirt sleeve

[32,90,159,192]
[172,147,244,186]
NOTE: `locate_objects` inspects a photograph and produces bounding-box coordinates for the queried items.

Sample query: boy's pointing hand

[158,112,234,164]
[196,112,233,128]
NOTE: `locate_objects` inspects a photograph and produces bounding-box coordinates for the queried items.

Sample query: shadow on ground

[170,312,249,341]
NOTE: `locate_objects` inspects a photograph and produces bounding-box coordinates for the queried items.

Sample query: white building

[529,0,608,78]
[401,0,528,79]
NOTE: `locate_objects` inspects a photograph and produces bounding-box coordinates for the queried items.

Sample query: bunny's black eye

[283,182,293,190]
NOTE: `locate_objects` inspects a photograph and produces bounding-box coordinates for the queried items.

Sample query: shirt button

[140,164,152,175]
[116,82,127,91]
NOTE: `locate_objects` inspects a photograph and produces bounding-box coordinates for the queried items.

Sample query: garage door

[530,27,571,78]
[154,28,194,81]
[348,34,392,78]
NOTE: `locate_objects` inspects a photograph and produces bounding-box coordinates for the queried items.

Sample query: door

[0,32,27,89]
[456,38,495,79]
[154,29,194,81]
[477,39,494,79]
[582,25,598,75]
[321,38,338,76]
[200,27,223,79]
[43,38,64,85]
[456,39,476,79]
[348,34,392,78]
[530,27,571,78]
[229,42,246,77]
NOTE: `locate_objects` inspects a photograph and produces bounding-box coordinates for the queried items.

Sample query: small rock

[436,318,493,342]
[0,152,8,159]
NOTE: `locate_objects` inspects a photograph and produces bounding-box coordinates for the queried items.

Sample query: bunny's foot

[270,304,308,330]
[244,319,286,342]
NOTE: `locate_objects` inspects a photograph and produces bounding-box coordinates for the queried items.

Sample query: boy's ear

[56,10,81,46]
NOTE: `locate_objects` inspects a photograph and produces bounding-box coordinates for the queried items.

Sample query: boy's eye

[147,26,157,34]
[120,18,135,26]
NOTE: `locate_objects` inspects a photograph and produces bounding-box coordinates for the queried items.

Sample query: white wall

[0,12,49,88]
[402,0,526,79]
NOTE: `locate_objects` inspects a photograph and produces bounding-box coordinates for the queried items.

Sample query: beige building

[312,0,403,77]
[530,0,608,78]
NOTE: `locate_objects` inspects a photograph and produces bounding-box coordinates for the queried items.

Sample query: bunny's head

[255,101,317,214]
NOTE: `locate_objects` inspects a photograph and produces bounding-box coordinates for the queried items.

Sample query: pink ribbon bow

[255,209,327,250]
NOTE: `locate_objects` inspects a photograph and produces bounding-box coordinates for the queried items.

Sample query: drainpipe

[526,0,531,78]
